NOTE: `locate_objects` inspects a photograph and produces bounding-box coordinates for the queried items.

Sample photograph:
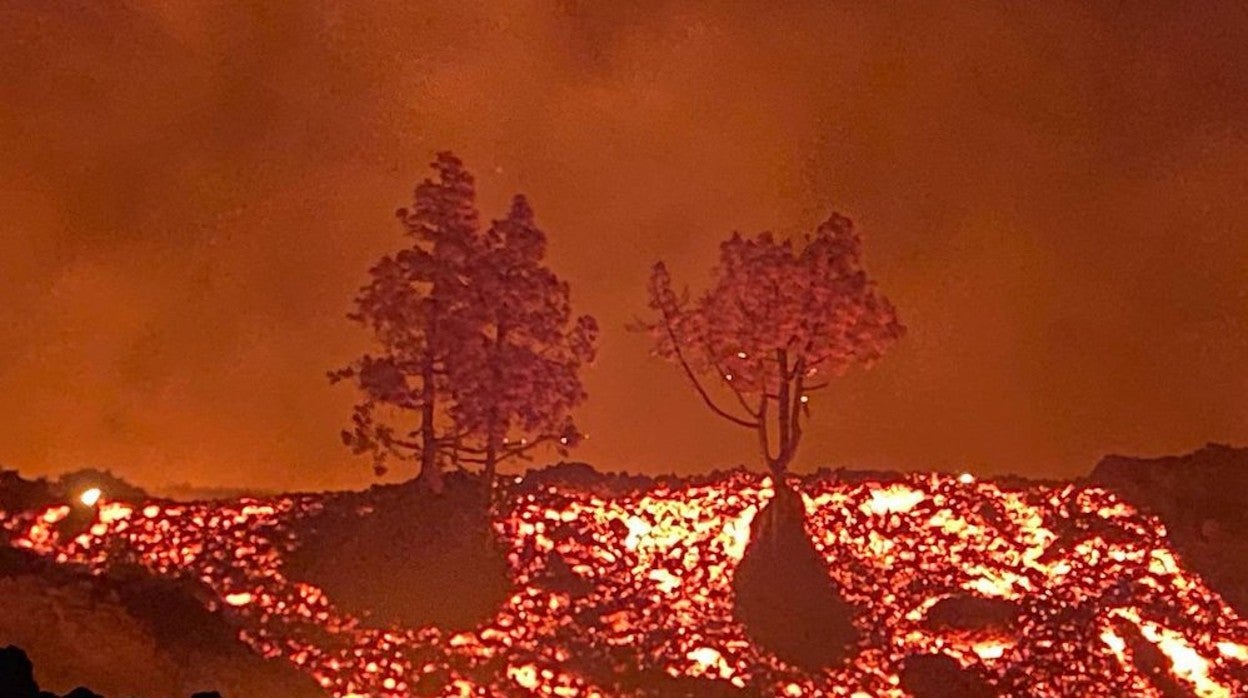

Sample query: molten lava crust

[3,472,1247,697]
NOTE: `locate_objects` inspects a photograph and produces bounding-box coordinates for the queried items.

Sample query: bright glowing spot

[508,663,540,689]
[1101,627,1127,656]
[799,395,809,404]
[687,646,728,675]
[863,483,926,515]
[79,488,102,507]
[736,351,747,359]
[971,639,1011,660]
[1218,641,1248,661]
[98,503,133,524]
[721,505,757,559]
[624,515,651,550]
[957,472,975,484]
[224,592,253,606]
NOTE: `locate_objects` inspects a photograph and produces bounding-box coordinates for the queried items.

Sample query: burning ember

[78,487,102,507]
[3,472,1247,696]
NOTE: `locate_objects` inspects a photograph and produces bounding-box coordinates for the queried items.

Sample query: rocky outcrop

[1091,443,1248,613]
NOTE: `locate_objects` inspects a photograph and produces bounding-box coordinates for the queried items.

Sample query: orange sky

[2,2,1246,491]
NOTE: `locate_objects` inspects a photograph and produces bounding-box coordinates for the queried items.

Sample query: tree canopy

[639,212,903,474]
[332,153,597,490]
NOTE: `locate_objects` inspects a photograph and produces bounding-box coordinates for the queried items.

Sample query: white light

[724,374,733,381]
[958,472,975,485]
[224,592,253,606]
[799,395,809,404]
[79,488,102,507]
[736,352,747,359]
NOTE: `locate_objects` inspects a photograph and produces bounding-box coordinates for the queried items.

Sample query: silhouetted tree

[447,195,598,480]
[638,212,904,474]
[331,152,478,491]
[333,153,596,489]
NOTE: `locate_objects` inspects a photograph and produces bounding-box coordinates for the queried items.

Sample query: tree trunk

[775,349,791,475]
[418,354,443,494]
[483,426,498,484]
[482,323,506,485]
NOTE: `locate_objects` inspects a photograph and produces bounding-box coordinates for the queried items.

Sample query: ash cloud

[1,1,1246,489]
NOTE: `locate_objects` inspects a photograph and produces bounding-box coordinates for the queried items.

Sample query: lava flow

[3,471,1248,697]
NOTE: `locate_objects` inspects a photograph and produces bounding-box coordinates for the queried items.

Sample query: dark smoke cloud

[2,1,1246,489]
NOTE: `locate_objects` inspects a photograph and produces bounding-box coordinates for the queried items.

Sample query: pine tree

[333,156,596,489]
[639,212,904,474]
[449,195,599,481]
[331,152,480,492]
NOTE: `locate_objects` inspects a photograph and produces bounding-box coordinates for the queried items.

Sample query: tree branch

[711,357,762,420]
[657,303,760,429]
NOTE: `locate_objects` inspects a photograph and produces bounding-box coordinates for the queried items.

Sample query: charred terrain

[2,447,1248,697]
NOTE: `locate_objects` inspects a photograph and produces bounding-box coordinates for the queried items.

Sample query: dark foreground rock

[0,645,224,698]
[1091,442,1248,613]
[922,595,1019,634]
[732,480,859,670]
[0,562,324,697]
[286,470,511,631]
[899,653,996,698]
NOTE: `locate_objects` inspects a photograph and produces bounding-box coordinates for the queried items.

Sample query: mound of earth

[899,653,996,698]
[732,480,859,670]
[922,595,1018,633]
[0,551,323,698]
[284,470,511,631]
[1092,442,1248,613]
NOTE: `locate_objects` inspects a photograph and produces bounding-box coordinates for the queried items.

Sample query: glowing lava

[3,471,1247,697]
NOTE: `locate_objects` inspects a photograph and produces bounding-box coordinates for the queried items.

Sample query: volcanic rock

[0,469,56,517]
[899,653,996,698]
[536,551,594,597]
[923,595,1018,633]
[1091,443,1248,613]
[0,644,41,697]
[732,480,859,669]
[55,468,149,503]
[517,461,655,498]
[0,645,236,698]
[286,471,512,631]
